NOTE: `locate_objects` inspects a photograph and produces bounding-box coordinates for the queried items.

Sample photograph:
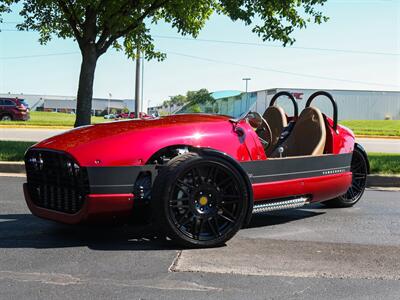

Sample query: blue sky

[0,0,399,107]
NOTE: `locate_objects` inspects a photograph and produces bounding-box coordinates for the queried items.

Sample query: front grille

[25,149,89,214]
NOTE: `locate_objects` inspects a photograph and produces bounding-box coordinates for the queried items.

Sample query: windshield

[175,91,258,119]
[19,99,29,108]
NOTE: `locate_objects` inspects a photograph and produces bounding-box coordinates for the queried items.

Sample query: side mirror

[234,126,245,137]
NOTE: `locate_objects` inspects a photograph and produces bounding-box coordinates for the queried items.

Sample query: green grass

[1,113,399,137]
[1,141,399,175]
[0,141,36,161]
[368,152,400,175]
[0,111,106,127]
[341,120,400,137]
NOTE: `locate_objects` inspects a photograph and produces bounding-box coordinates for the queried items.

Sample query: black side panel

[87,165,156,194]
[241,153,352,184]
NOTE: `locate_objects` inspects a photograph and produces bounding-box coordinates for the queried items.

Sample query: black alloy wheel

[152,153,248,248]
[324,148,368,208]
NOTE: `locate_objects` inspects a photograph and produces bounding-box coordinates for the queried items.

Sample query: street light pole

[108,93,112,115]
[135,48,141,118]
[141,55,144,113]
[242,77,251,110]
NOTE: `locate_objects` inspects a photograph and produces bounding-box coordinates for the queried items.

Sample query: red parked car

[0,98,30,121]
[115,112,150,119]
[23,91,369,248]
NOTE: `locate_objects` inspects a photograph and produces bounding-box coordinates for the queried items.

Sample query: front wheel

[323,148,368,208]
[152,153,249,248]
[1,114,12,121]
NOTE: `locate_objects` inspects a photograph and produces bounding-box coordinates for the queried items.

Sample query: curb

[0,162,25,174]
[0,125,72,130]
[366,174,400,188]
[0,162,399,187]
[356,135,400,140]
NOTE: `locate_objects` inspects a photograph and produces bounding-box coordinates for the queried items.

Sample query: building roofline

[252,87,400,94]
[0,92,132,101]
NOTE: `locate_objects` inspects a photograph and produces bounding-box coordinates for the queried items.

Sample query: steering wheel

[246,112,272,150]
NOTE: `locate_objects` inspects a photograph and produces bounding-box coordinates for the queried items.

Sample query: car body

[23,91,369,247]
[0,98,30,121]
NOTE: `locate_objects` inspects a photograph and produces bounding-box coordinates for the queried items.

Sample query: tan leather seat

[263,106,287,156]
[271,107,326,157]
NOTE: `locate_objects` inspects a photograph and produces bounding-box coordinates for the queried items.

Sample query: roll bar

[269,91,299,118]
[305,91,338,131]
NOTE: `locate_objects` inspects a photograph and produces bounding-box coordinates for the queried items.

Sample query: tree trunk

[74,46,98,127]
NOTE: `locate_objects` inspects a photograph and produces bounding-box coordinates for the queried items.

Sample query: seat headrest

[298,106,324,124]
[263,106,288,127]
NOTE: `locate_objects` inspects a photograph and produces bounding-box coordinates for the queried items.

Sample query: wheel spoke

[188,168,199,186]
[170,203,189,208]
[193,218,204,238]
[353,173,366,180]
[353,182,363,192]
[176,180,194,193]
[178,211,192,226]
[222,194,241,203]
[352,161,363,172]
[347,187,354,199]
[221,207,236,220]
[218,176,234,191]
[170,198,189,204]
[218,212,236,224]
[352,181,363,192]
[206,165,218,183]
[208,218,220,237]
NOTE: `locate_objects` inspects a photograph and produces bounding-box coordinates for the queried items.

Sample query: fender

[355,143,370,174]
[198,148,254,226]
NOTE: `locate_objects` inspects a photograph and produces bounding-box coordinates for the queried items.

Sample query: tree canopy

[162,88,215,109]
[0,0,328,126]
[11,0,328,57]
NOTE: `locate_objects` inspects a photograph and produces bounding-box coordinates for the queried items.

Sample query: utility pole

[242,77,251,110]
[134,48,141,118]
[108,93,112,115]
[141,55,144,112]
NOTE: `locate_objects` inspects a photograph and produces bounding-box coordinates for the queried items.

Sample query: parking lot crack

[0,270,82,285]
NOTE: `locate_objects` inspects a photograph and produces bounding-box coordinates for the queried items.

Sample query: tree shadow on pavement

[0,213,176,251]
[0,203,326,250]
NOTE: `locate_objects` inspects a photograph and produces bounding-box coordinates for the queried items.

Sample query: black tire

[1,114,12,121]
[323,148,368,208]
[152,152,249,248]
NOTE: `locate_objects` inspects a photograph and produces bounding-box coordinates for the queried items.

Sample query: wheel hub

[193,187,218,215]
[199,196,208,206]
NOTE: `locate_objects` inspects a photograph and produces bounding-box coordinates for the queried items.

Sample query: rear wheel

[1,114,12,121]
[323,148,368,208]
[152,153,249,248]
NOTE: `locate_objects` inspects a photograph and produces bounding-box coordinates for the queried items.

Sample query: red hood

[33,114,247,166]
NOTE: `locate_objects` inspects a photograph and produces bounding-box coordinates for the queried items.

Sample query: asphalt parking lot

[1,175,400,299]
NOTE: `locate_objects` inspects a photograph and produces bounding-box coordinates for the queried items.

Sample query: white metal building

[212,88,400,120]
[253,88,400,121]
